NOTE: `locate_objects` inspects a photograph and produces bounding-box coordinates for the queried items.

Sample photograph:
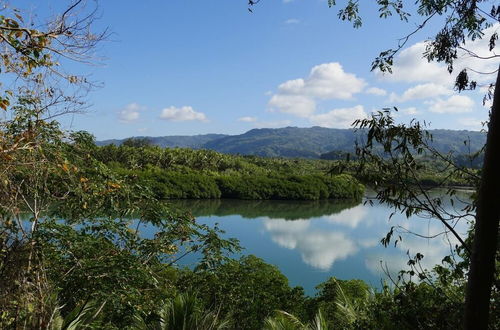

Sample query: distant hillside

[97,127,486,159]
[97,133,228,148]
[203,127,359,158]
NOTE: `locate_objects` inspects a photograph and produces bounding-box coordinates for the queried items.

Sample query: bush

[177,255,307,330]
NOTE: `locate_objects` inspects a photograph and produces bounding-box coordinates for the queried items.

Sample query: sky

[16,1,500,140]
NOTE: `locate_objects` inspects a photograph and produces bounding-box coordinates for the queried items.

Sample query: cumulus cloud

[269,94,316,118]
[399,107,420,115]
[238,116,258,122]
[453,23,500,84]
[378,42,453,85]
[160,106,208,122]
[378,23,499,87]
[389,83,452,102]
[118,103,145,123]
[268,62,365,117]
[309,105,368,128]
[427,95,475,114]
[300,63,366,99]
[366,87,387,96]
[284,18,300,24]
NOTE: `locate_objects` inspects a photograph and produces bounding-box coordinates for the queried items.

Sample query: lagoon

[149,196,471,295]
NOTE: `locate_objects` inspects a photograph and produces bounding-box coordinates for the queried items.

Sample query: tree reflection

[166,199,360,220]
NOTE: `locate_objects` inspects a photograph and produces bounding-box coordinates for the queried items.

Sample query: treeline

[95,144,365,201]
[323,151,477,188]
[166,199,360,220]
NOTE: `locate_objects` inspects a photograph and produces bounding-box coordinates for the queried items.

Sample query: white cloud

[118,103,145,123]
[160,106,208,122]
[269,94,316,117]
[457,117,485,131]
[400,107,420,115]
[263,219,358,270]
[428,95,475,114]
[378,23,500,87]
[238,116,258,122]
[297,232,357,270]
[278,78,305,94]
[309,105,368,128]
[303,63,366,99]
[378,42,453,85]
[263,220,310,250]
[366,220,467,280]
[483,98,493,109]
[325,205,368,228]
[268,62,365,117]
[284,18,300,24]
[366,87,387,96]
[453,23,500,85]
[390,83,452,102]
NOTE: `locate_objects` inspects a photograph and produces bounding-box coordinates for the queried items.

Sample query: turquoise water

[151,197,471,295]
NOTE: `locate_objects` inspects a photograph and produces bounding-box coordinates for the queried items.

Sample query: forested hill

[97,133,228,149]
[98,126,486,158]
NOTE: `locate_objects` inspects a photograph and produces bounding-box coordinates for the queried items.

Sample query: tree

[177,255,307,330]
[122,137,154,148]
[466,66,500,328]
[247,1,500,327]
[333,3,499,328]
[0,2,110,326]
[0,2,239,328]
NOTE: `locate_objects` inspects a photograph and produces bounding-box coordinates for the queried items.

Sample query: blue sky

[19,1,499,139]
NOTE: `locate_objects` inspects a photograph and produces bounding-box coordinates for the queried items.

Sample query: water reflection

[170,197,471,293]
[166,199,360,220]
[325,204,369,228]
[263,218,358,270]
[365,221,464,279]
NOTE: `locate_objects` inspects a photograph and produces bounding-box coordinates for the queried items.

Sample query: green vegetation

[100,127,486,160]
[1,1,498,329]
[10,252,478,329]
[95,144,365,201]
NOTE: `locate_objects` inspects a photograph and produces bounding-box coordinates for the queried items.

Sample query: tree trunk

[464,66,500,329]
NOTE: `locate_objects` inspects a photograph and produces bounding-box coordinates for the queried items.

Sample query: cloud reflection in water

[263,218,358,270]
[261,201,469,276]
[325,205,368,228]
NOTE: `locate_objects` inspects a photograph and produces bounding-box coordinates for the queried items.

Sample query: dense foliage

[0,105,240,328]
[95,144,365,201]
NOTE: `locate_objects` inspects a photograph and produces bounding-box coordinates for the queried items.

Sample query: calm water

[151,195,472,295]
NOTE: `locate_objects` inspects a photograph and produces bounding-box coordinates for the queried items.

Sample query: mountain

[203,127,359,158]
[97,127,486,158]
